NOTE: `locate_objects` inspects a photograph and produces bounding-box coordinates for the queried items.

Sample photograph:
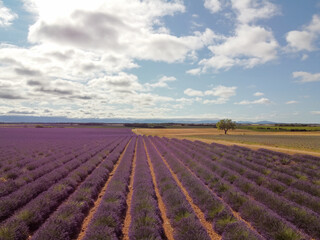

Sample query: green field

[237,125,320,132]
[184,134,320,152]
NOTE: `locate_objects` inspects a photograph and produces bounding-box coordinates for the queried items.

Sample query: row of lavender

[148,136,264,240]
[129,137,163,239]
[79,136,135,239]
[0,128,134,240]
[144,137,211,240]
[153,136,319,239]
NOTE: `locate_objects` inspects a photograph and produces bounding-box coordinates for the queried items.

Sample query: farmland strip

[177,139,320,238]
[155,138,264,239]
[77,138,133,240]
[144,137,211,240]
[0,140,119,240]
[82,137,136,239]
[146,137,219,240]
[126,137,164,239]
[122,139,138,240]
[0,143,107,223]
[29,137,129,240]
[178,139,320,214]
[0,140,114,198]
[143,138,174,240]
[164,137,310,239]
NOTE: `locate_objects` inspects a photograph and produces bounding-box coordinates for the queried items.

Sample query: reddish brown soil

[76,140,132,240]
[143,139,175,240]
[150,140,222,240]
[122,141,138,240]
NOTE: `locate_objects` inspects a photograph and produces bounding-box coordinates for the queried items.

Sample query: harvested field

[133,128,320,155]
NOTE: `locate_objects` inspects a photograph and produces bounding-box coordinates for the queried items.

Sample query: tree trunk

[224,129,227,134]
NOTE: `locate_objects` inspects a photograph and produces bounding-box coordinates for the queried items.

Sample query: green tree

[216,119,236,134]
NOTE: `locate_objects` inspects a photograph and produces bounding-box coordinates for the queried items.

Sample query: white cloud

[286,100,298,104]
[184,85,236,104]
[254,92,264,96]
[204,0,222,13]
[231,0,279,24]
[25,0,215,63]
[293,71,320,83]
[0,0,222,119]
[199,24,278,71]
[311,111,320,115]
[186,68,201,75]
[0,0,18,27]
[286,15,320,52]
[205,85,236,98]
[286,31,315,52]
[88,72,142,91]
[203,98,227,104]
[235,97,271,105]
[184,88,204,97]
[145,76,176,89]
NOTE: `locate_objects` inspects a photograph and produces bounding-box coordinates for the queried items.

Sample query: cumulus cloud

[254,92,264,96]
[286,15,320,52]
[25,0,215,63]
[1,0,221,118]
[184,88,204,97]
[235,97,271,105]
[184,85,236,104]
[199,24,278,71]
[186,68,201,75]
[0,1,18,27]
[205,85,236,98]
[88,72,142,91]
[231,0,279,24]
[293,71,320,83]
[145,76,176,89]
[204,0,222,13]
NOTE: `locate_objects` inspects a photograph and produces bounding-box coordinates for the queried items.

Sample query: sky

[0,0,319,123]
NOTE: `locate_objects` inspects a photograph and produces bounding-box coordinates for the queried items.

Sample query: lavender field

[0,128,319,240]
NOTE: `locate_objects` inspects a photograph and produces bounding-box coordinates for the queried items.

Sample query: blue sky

[0,0,319,123]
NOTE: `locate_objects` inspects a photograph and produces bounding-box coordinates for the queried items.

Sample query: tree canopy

[216,119,236,134]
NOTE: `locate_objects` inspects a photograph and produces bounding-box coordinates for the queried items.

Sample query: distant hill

[255,121,276,124]
[0,115,220,124]
[0,115,313,125]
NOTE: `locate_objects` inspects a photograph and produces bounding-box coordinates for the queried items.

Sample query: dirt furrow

[76,139,132,240]
[143,139,175,240]
[122,140,138,240]
[150,140,221,240]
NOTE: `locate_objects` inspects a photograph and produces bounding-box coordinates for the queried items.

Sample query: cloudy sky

[0,0,319,122]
